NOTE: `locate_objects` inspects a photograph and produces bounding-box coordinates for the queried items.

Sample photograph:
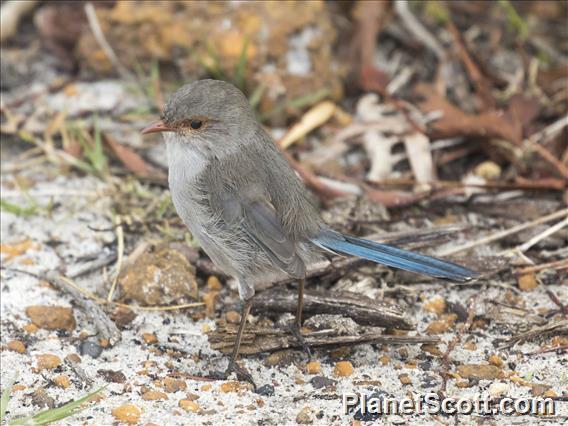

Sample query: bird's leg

[289,278,312,357]
[223,297,256,388]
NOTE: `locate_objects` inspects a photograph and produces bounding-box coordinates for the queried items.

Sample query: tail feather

[312,231,478,282]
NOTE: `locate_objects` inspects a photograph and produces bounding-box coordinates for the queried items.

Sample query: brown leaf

[103,134,159,178]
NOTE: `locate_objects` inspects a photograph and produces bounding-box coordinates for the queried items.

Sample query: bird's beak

[141,120,174,134]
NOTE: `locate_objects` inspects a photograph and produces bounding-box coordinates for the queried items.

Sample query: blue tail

[312,230,478,282]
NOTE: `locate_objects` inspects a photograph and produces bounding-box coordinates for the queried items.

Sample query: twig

[517,258,568,275]
[394,0,446,61]
[438,208,568,256]
[106,216,124,303]
[84,3,134,80]
[545,290,568,318]
[499,320,568,350]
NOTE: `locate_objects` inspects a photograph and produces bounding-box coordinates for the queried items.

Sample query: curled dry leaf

[278,101,339,149]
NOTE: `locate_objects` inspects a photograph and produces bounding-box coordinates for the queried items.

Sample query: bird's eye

[190,120,203,130]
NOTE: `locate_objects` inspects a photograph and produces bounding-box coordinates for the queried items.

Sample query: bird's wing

[216,188,306,278]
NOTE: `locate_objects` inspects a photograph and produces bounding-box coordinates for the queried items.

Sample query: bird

[142,79,478,381]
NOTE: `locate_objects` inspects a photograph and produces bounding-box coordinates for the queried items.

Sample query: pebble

[142,390,168,401]
[79,340,103,358]
[219,381,244,393]
[142,333,158,344]
[457,364,501,380]
[31,388,55,408]
[112,404,141,424]
[310,376,336,389]
[398,374,412,385]
[334,361,354,377]
[6,340,26,353]
[163,377,187,393]
[179,399,200,413]
[225,311,241,324]
[110,306,136,328]
[53,375,71,389]
[488,354,504,368]
[23,323,38,333]
[98,369,126,383]
[65,353,82,364]
[306,361,321,375]
[296,406,313,424]
[35,354,62,370]
[531,383,551,397]
[379,355,390,365]
[202,292,219,317]
[255,384,274,396]
[518,273,538,291]
[25,305,76,331]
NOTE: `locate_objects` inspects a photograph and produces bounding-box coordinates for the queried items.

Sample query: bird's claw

[288,322,312,359]
[210,361,256,391]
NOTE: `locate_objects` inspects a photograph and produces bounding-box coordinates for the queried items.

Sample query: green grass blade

[8,387,105,426]
[0,199,37,217]
[234,37,249,91]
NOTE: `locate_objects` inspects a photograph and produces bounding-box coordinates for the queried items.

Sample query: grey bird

[142,79,478,381]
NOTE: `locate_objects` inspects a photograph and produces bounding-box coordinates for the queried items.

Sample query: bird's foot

[209,361,256,391]
[288,322,312,359]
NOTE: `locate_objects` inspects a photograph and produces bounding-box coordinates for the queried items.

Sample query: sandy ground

[1,149,567,426]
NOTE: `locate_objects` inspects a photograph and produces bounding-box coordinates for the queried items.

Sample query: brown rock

[518,273,538,291]
[334,361,354,377]
[26,306,76,331]
[65,353,82,364]
[179,399,199,413]
[142,333,158,344]
[112,404,141,424]
[110,306,136,328]
[200,384,212,392]
[31,389,55,408]
[306,361,321,375]
[379,355,390,365]
[219,381,244,393]
[142,390,168,401]
[421,344,443,357]
[163,377,187,393]
[7,340,26,353]
[12,385,26,392]
[53,375,71,389]
[531,383,551,397]
[98,369,126,383]
[488,354,504,368]
[225,311,241,324]
[296,406,314,424]
[457,364,501,380]
[118,244,198,306]
[426,314,457,334]
[456,380,472,388]
[206,276,223,291]
[35,354,62,370]
[398,373,412,385]
[423,297,446,316]
[463,341,477,351]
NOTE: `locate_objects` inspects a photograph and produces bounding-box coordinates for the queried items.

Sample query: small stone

[12,385,26,392]
[333,361,354,377]
[23,323,38,333]
[426,320,449,334]
[544,389,557,398]
[26,305,76,331]
[474,161,501,180]
[79,340,103,358]
[99,338,110,348]
[112,404,141,424]
[206,276,223,291]
[488,382,509,397]
[163,377,187,393]
[379,355,390,365]
[98,369,126,383]
[220,381,243,393]
[456,380,472,388]
[142,333,158,344]
[185,392,199,401]
[31,389,55,408]
[179,399,199,412]
[200,384,212,392]
[296,406,313,424]
[225,311,241,324]
[264,350,298,367]
[7,340,26,353]
[310,376,336,389]
[423,297,446,316]
[110,306,137,328]
[65,353,81,364]
[488,354,504,368]
[53,375,71,389]
[142,390,168,401]
[457,364,501,380]
[531,383,551,397]
[306,361,321,375]
[421,344,443,357]
[399,374,412,385]
[35,354,62,370]
[329,346,351,359]
[518,273,538,291]
[255,384,274,396]
[463,341,477,351]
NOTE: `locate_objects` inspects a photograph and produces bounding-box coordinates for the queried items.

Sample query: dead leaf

[278,101,337,149]
[103,134,161,178]
[403,132,436,184]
